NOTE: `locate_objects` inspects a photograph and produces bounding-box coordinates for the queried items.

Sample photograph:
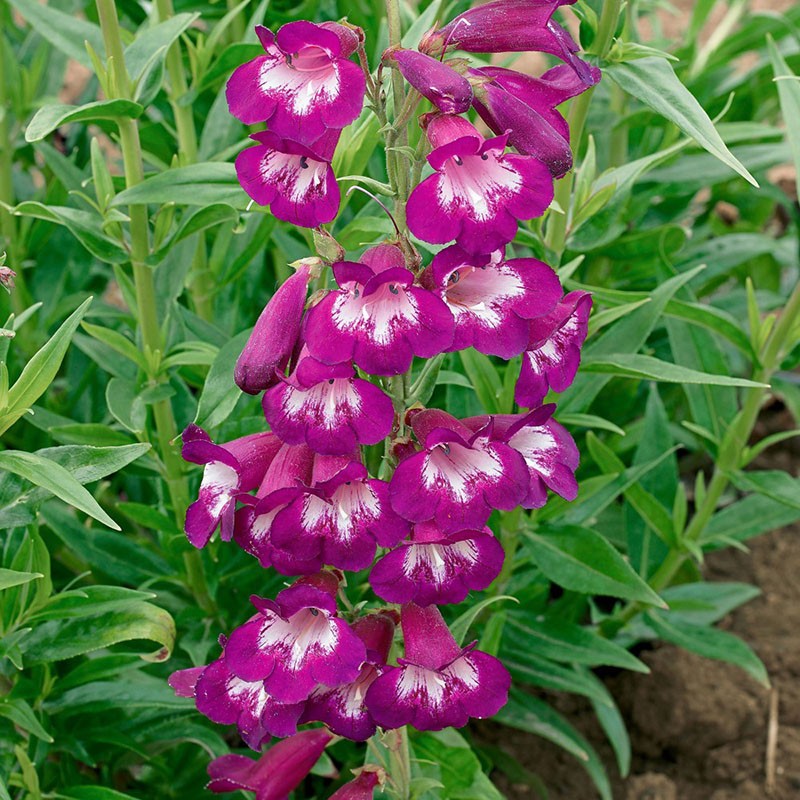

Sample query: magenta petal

[168,666,204,698]
[388,49,472,114]
[329,767,384,800]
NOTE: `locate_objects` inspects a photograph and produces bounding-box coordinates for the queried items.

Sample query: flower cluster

[174,2,597,797]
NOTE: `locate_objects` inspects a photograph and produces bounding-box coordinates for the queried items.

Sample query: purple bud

[385,49,472,114]
[235,264,311,395]
[329,767,385,800]
[207,729,333,798]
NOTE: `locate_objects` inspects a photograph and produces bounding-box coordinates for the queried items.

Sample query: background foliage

[0,0,799,798]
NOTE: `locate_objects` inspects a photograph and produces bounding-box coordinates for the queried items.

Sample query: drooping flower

[406,115,554,255]
[233,442,316,569]
[268,457,409,574]
[419,0,596,84]
[207,729,333,798]
[304,243,455,375]
[419,244,561,358]
[181,425,282,548]
[365,603,510,731]
[516,290,592,407]
[224,572,366,704]
[235,262,313,395]
[262,353,395,455]
[235,130,340,228]
[465,407,579,508]
[226,21,366,144]
[384,48,472,114]
[329,767,385,800]
[471,64,601,178]
[369,521,505,606]
[389,409,529,533]
[301,611,397,741]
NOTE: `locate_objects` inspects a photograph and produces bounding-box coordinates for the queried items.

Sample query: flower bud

[385,48,472,114]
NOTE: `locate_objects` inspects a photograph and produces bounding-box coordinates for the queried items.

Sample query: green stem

[96,0,212,613]
[545,0,623,256]
[605,280,800,634]
[385,0,410,223]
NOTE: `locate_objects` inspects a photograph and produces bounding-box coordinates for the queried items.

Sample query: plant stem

[545,0,623,256]
[96,0,212,612]
[154,0,214,321]
[604,280,800,634]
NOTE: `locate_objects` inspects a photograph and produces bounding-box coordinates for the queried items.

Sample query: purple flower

[262,353,395,455]
[224,572,366,704]
[304,244,455,375]
[516,290,592,407]
[226,21,366,145]
[233,442,317,569]
[329,767,384,800]
[465,407,579,507]
[301,611,397,741]
[471,64,601,178]
[181,425,282,548]
[369,521,505,606]
[365,603,510,731]
[419,0,596,84]
[235,131,340,228]
[235,262,313,395]
[268,458,410,574]
[406,115,554,255]
[385,48,472,114]
[419,244,562,358]
[389,409,529,533]
[207,729,333,798]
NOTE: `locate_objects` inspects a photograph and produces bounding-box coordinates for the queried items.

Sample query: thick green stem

[96,0,211,612]
[605,280,800,634]
[545,0,623,256]
[385,0,410,224]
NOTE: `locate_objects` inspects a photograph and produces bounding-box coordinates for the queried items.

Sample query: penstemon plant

[168,3,599,797]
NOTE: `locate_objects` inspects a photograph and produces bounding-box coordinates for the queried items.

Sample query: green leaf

[58,788,140,800]
[112,163,245,208]
[604,57,757,186]
[728,470,800,510]
[125,13,200,86]
[6,0,104,67]
[106,378,146,434]
[768,37,800,200]
[504,616,649,672]
[148,203,239,265]
[0,450,119,530]
[557,413,626,437]
[194,329,248,429]
[9,202,128,263]
[24,101,144,143]
[458,350,505,414]
[496,690,612,800]
[660,582,760,627]
[0,698,53,742]
[703,493,800,544]
[2,298,91,434]
[22,599,175,663]
[524,525,666,606]
[0,569,43,591]
[644,612,769,687]
[450,595,518,646]
[81,322,148,371]
[666,299,756,360]
[581,352,768,388]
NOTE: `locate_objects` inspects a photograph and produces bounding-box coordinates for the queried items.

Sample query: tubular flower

[235,262,313,395]
[365,603,510,731]
[181,425,282,548]
[301,611,397,741]
[233,442,316,569]
[419,243,562,358]
[384,49,472,114]
[471,64,601,179]
[406,115,554,255]
[224,572,367,704]
[262,353,395,455]
[516,290,592,407]
[304,243,455,375]
[226,21,366,144]
[389,409,529,533]
[207,729,333,798]
[419,0,595,84]
[466,407,579,508]
[329,767,385,800]
[369,520,505,606]
[235,130,340,228]
[268,458,409,574]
